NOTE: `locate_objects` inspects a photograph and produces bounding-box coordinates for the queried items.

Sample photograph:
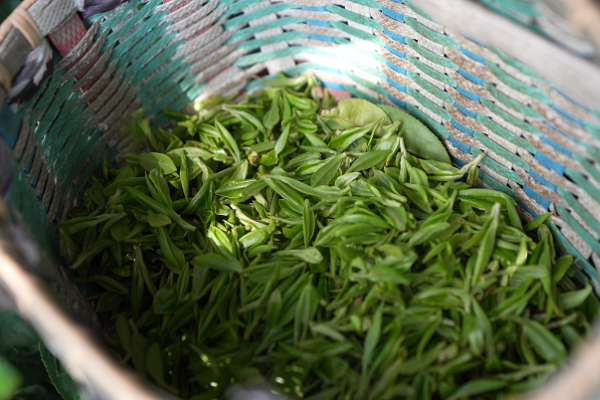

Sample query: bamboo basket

[2,0,600,399]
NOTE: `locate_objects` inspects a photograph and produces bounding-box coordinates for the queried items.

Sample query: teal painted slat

[547,222,599,284]
[330,21,385,46]
[559,188,600,239]
[407,104,450,139]
[404,16,460,48]
[224,3,300,29]
[228,16,304,43]
[239,31,310,51]
[471,147,524,185]
[557,205,600,255]
[326,4,383,31]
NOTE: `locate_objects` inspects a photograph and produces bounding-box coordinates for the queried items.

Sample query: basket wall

[1,0,600,289]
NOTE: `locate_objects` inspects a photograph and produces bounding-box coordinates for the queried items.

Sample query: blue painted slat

[451,118,475,136]
[461,47,486,64]
[534,151,566,175]
[386,93,407,109]
[458,68,484,85]
[456,85,481,102]
[523,185,551,210]
[386,60,407,75]
[306,19,331,27]
[529,169,558,191]
[383,29,406,44]
[447,134,471,153]
[454,101,478,119]
[382,7,404,22]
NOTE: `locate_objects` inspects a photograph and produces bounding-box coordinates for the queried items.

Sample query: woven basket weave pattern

[2,0,600,290]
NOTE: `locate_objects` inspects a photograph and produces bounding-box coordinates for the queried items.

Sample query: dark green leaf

[347,150,389,172]
[446,379,507,400]
[123,152,177,174]
[321,99,390,130]
[193,254,243,273]
[378,104,450,163]
[311,153,345,187]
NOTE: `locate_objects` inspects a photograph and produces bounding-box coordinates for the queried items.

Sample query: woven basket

[2,0,600,399]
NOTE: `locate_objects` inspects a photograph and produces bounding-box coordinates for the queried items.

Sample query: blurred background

[0,0,20,23]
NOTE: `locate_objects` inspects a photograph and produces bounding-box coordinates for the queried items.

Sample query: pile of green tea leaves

[58,75,600,400]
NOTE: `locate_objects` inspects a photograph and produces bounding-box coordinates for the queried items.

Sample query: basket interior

[1,0,600,289]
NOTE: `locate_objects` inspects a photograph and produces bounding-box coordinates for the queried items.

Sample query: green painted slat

[60,128,101,183]
[283,62,317,76]
[132,43,184,86]
[28,73,64,127]
[480,0,539,17]
[326,4,383,31]
[573,153,600,188]
[330,21,385,46]
[405,38,458,70]
[222,0,264,17]
[112,11,168,61]
[227,16,305,43]
[184,82,206,105]
[557,204,600,255]
[486,60,551,103]
[477,114,537,153]
[345,85,380,103]
[48,105,87,168]
[104,0,162,50]
[403,0,432,19]
[54,121,89,181]
[566,169,600,209]
[146,74,196,117]
[125,32,179,76]
[98,0,145,33]
[245,78,267,93]
[234,45,306,67]
[224,3,300,29]
[559,188,600,238]
[216,0,239,9]
[239,31,310,51]
[407,71,454,104]
[481,97,541,135]
[347,0,381,10]
[483,81,542,119]
[487,46,547,82]
[407,87,452,121]
[548,222,599,283]
[345,71,387,96]
[583,122,600,143]
[404,16,460,48]
[142,66,190,107]
[471,147,524,184]
[583,143,600,164]
[407,104,450,139]
[35,80,75,143]
[407,55,457,87]
[41,93,80,157]
[479,170,519,200]
[473,131,530,171]
[139,61,187,97]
